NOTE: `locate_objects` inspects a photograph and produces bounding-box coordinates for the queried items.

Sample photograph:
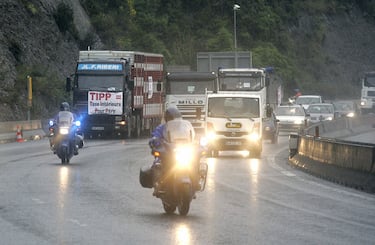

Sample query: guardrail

[289,115,375,193]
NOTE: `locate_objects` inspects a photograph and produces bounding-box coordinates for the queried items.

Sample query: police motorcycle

[140,138,208,216]
[48,119,82,164]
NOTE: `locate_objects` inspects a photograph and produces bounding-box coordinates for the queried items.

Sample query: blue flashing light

[264,67,274,73]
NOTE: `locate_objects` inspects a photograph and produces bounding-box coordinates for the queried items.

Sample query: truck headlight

[248,132,260,141]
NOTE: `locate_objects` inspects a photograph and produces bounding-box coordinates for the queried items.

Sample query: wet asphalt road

[0,136,374,244]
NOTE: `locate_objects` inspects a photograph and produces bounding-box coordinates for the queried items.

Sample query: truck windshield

[168,81,214,94]
[208,97,260,118]
[364,76,375,87]
[219,76,263,91]
[77,75,124,90]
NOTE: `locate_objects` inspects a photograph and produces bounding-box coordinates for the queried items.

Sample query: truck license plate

[225,140,242,146]
[92,126,104,131]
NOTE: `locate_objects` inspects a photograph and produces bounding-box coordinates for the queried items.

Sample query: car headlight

[326,117,333,120]
[174,145,195,169]
[59,127,70,135]
[346,112,354,118]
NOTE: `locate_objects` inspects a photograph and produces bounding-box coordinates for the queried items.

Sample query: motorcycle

[48,120,81,164]
[140,140,208,216]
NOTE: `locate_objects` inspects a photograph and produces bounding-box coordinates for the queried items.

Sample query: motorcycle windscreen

[163,119,195,143]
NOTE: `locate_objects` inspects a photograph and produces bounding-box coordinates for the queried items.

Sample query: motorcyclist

[50,102,78,155]
[149,106,201,192]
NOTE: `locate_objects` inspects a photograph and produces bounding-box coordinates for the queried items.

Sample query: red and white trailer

[67,50,164,138]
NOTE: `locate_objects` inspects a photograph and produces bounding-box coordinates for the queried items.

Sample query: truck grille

[216,131,249,137]
[176,104,205,120]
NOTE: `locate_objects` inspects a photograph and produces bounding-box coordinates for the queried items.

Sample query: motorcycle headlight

[59,127,69,135]
[75,120,81,127]
[174,145,194,169]
[49,120,54,127]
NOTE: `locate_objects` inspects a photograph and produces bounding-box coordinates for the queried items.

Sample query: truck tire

[135,115,141,138]
[127,117,132,139]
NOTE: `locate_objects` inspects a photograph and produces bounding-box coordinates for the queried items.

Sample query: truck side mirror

[127,80,134,90]
[66,77,72,92]
[266,106,273,118]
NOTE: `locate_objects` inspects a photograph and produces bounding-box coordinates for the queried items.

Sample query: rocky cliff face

[0,0,100,120]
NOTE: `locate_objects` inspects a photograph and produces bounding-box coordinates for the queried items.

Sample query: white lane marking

[31,198,45,204]
[68,218,87,227]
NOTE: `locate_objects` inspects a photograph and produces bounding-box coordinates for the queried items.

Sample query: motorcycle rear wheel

[177,184,192,216]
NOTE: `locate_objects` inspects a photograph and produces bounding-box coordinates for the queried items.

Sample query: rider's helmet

[164,106,182,122]
[60,102,70,111]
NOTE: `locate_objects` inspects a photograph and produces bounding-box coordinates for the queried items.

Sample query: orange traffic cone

[16,126,24,142]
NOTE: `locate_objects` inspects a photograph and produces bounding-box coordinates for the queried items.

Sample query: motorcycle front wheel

[162,202,176,214]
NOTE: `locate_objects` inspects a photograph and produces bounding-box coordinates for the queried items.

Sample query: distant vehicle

[295,95,323,109]
[262,112,279,144]
[275,105,309,132]
[306,103,336,123]
[360,71,375,114]
[333,100,360,118]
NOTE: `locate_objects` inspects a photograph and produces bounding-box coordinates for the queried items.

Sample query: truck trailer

[66,50,164,138]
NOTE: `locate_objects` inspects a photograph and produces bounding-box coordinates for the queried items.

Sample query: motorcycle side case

[139,165,154,188]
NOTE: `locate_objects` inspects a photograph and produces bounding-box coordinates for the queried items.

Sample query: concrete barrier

[0,120,42,133]
[0,120,47,143]
[289,134,375,193]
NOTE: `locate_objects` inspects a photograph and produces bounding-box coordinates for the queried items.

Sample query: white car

[275,105,309,132]
[295,95,323,109]
[306,103,336,123]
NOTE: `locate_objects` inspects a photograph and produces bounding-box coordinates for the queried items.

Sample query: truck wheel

[135,115,141,138]
[251,149,261,159]
[127,117,132,139]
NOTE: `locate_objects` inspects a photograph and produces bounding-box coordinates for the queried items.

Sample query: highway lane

[343,130,375,144]
[0,136,374,244]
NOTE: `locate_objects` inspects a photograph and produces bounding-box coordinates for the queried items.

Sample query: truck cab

[205,92,263,158]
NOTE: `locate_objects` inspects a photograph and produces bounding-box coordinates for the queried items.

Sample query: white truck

[360,71,375,114]
[165,71,217,136]
[204,68,270,158]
